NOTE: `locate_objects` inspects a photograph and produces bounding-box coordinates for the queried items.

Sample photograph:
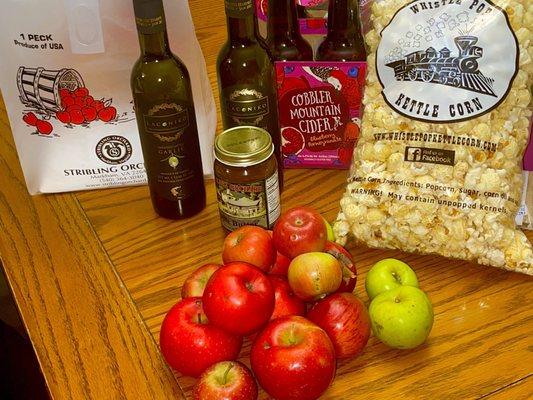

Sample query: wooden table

[1,1,532,399]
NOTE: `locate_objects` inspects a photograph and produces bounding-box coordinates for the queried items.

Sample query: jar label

[376,0,518,123]
[140,102,201,201]
[224,0,254,18]
[216,172,281,231]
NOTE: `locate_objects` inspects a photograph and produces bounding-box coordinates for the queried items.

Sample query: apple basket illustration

[17,66,85,113]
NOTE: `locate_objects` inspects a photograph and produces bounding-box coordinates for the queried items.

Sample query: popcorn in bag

[335,0,533,274]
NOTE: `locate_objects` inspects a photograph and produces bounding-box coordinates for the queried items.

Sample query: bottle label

[215,172,281,231]
[141,102,200,201]
[224,0,255,18]
[226,88,270,126]
[144,103,189,134]
[376,0,518,123]
[133,0,166,34]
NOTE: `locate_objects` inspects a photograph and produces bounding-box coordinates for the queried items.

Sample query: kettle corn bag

[335,0,533,274]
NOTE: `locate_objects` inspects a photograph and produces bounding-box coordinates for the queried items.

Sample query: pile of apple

[365,259,434,350]
[159,206,434,400]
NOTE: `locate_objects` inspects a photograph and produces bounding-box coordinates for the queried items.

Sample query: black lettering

[395,93,405,106]
[472,97,483,111]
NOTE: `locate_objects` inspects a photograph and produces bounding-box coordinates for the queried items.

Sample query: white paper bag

[0,0,216,195]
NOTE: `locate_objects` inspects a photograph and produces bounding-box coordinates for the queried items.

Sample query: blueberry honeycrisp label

[376,0,518,123]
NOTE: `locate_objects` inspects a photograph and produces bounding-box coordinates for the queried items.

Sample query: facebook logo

[406,147,423,161]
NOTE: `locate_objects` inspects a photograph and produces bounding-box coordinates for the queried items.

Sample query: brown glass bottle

[131,0,206,219]
[217,0,283,188]
[316,0,367,61]
[266,0,313,61]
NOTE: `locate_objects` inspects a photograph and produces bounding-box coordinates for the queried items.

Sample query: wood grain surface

[0,97,184,399]
[0,0,532,399]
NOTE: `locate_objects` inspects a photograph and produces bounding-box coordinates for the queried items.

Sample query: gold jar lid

[214,126,274,167]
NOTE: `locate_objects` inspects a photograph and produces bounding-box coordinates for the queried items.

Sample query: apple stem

[392,272,402,284]
[197,313,207,325]
[289,324,298,345]
[222,363,234,385]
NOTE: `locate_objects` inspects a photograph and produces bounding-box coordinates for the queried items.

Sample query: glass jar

[214,126,281,231]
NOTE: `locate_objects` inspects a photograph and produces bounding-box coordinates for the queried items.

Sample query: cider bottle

[217,0,282,186]
[316,0,366,61]
[266,0,313,61]
[131,0,206,219]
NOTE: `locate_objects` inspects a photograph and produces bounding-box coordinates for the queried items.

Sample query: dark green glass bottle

[131,0,206,219]
[316,0,367,61]
[266,0,313,61]
[217,0,283,187]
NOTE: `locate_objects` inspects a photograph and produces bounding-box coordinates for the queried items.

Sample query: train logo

[385,35,496,97]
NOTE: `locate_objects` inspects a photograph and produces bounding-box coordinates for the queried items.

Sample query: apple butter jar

[214,126,281,231]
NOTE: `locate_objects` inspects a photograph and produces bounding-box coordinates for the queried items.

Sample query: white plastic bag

[0,0,216,194]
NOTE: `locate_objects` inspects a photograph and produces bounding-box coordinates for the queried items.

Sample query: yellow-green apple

[288,252,342,301]
[273,207,327,259]
[203,262,275,336]
[250,316,336,400]
[369,286,434,349]
[307,293,370,359]
[223,226,276,271]
[181,263,222,298]
[268,275,306,320]
[159,297,242,377]
[365,258,419,300]
[193,361,258,400]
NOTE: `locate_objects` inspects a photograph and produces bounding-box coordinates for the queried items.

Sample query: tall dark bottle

[316,0,367,61]
[217,0,282,180]
[266,0,313,61]
[131,0,206,219]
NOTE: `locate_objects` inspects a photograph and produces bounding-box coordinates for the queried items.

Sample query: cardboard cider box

[275,61,366,169]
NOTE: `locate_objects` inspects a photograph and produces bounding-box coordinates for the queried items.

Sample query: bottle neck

[133,0,171,56]
[138,31,171,57]
[326,0,362,40]
[225,0,259,42]
[267,0,300,40]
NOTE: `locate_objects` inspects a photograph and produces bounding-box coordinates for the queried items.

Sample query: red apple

[159,297,242,377]
[193,361,258,400]
[250,316,336,400]
[269,251,292,275]
[181,263,222,298]
[203,262,275,336]
[324,241,357,294]
[268,275,306,320]
[223,226,276,271]
[288,252,343,301]
[267,230,292,275]
[307,293,371,359]
[273,206,327,259]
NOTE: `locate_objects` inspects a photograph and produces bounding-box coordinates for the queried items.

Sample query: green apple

[365,258,419,300]
[322,217,335,241]
[369,286,433,349]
